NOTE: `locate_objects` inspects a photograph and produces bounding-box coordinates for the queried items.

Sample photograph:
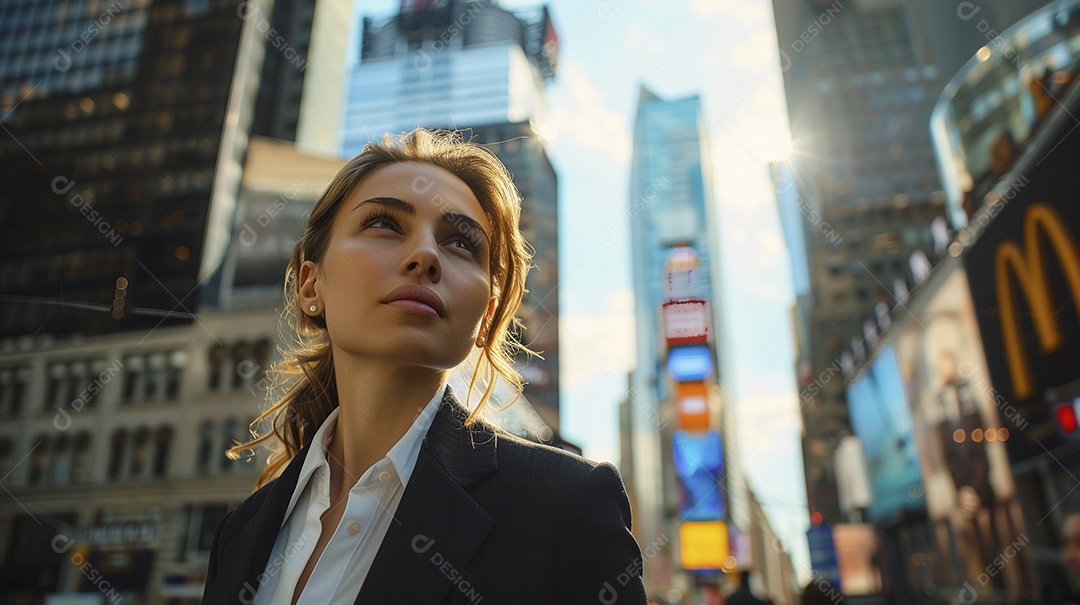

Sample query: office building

[626,86,742,596]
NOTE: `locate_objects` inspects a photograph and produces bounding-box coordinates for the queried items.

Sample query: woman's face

[301,162,495,370]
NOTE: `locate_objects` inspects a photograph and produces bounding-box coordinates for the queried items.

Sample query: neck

[325,351,447,499]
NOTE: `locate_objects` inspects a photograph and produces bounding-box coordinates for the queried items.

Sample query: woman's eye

[363,213,399,230]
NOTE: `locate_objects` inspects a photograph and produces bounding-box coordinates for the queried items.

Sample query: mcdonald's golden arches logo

[995,203,1080,399]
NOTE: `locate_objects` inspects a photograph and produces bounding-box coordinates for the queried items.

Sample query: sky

[357,0,811,576]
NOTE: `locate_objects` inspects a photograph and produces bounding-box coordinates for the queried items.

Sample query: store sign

[993,203,1080,400]
[83,522,158,548]
[964,120,1080,462]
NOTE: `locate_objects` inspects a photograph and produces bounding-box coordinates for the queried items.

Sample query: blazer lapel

[215,441,310,603]
[355,384,498,604]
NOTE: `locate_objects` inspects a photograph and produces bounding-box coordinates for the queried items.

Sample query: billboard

[672,430,726,520]
[963,118,1080,464]
[675,381,710,431]
[663,299,710,346]
[679,520,728,571]
[894,266,1032,600]
[666,345,714,382]
[845,347,924,522]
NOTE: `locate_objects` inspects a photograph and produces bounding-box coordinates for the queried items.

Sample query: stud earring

[309,305,318,313]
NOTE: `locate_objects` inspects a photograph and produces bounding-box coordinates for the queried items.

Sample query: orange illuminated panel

[679,520,728,570]
[676,381,710,430]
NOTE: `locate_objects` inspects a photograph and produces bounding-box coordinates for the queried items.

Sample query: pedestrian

[726,573,772,605]
[201,128,647,604]
[799,578,841,605]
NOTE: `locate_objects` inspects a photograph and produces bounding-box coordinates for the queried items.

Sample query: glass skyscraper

[626,87,740,593]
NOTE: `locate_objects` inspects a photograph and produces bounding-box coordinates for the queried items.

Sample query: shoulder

[485,428,629,506]
[493,429,618,478]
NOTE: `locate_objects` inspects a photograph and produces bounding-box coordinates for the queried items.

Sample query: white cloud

[689,0,771,25]
[732,390,802,476]
[547,61,632,165]
[559,288,636,389]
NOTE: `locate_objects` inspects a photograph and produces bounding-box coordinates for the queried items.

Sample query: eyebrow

[353,196,489,241]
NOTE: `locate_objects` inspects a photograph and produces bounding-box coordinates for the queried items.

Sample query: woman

[201,129,647,604]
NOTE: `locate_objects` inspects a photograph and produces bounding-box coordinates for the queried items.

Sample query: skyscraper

[627,87,735,594]
[339,0,562,426]
[0,0,270,338]
[0,0,351,600]
[771,0,1052,527]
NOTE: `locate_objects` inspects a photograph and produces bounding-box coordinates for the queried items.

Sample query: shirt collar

[294,383,447,498]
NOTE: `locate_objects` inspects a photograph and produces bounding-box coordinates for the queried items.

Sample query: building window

[72,432,92,484]
[121,350,185,404]
[178,504,229,563]
[0,367,30,417]
[45,363,67,410]
[153,426,172,479]
[208,344,226,390]
[108,429,128,480]
[220,418,239,472]
[49,434,72,485]
[166,351,187,399]
[253,339,271,381]
[29,435,48,485]
[231,342,250,389]
[0,438,12,483]
[144,354,166,402]
[130,427,150,480]
[197,420,215,475]
[83,360,108,408]
[122,356,144,404]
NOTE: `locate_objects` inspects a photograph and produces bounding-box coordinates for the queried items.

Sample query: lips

[383,284,445,317]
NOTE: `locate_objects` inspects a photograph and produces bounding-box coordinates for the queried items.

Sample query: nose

[402,235,441,282]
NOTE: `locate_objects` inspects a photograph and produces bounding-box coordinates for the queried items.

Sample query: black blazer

[202,385,648,604]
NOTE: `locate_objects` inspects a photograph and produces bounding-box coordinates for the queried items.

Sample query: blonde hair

[229,128,535,491]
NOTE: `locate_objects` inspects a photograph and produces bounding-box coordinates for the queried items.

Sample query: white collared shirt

[251,385,446,605]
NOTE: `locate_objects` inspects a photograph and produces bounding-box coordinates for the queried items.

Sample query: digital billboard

[672,430,725,520]
[893,265,1032,601]
[679,521,728,571]
[666,345,714,382]
[845,347,924,522]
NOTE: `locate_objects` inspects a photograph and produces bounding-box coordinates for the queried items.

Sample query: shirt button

[379,470,391,483]
[348,521,362,536]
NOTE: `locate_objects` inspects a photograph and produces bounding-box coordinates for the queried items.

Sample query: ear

[484,297,497,329]
[298,260,321,316]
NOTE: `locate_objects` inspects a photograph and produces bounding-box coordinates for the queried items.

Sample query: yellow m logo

[995,203,1080,399]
